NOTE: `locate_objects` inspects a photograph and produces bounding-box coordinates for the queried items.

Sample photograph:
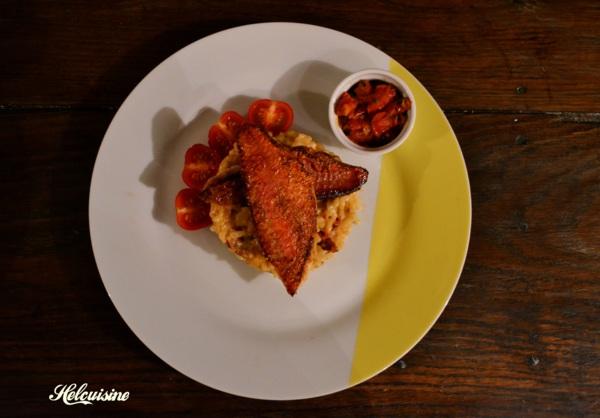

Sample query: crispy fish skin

[203,146,369,204]
[291,148,368,199]
[238,126,316,295]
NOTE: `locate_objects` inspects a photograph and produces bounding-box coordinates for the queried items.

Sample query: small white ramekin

[328,68,416,155]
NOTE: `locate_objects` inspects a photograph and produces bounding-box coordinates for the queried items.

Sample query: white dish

[89,22,471,400]
[328,68,416,155]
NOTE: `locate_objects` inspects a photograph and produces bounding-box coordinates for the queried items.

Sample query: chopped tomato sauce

[334,79,411,148]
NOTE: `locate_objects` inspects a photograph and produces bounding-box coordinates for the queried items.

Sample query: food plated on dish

[329,68,416,155]
[175,99,369,295]
[89,23,472,400]
[334,78,411,147]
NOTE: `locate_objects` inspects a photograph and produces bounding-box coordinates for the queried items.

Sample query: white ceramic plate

[90,23,471,400]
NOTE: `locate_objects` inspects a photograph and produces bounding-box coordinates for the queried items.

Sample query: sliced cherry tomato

[182,144,219,190]
[353,80,372,101]
[334,92,359,117]
[208,125,233,159]
[367,84,397,113]
[371,108,398,137]
[175,188,212,230]
[208,111,244,158]
[247,99,293,134]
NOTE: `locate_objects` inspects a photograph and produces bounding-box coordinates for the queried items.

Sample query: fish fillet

[238,126,316,295]
[291,148,368,199]
[203,144,368,204]
[201,176,245,206]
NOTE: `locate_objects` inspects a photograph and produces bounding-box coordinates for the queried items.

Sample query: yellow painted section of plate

[350,61,471,384]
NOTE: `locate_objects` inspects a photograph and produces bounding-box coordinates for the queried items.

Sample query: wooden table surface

[2,1,599,416]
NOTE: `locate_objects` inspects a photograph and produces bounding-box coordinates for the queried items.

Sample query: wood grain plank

[1,0,599,112]
[1,111,599,417]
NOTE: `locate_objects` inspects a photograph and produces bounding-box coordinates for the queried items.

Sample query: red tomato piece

[395,97,412,114]
[353,80,372,101]
[348,104,367,120]
[334,92,359,117]
[219,111,244,134]
[367,84,397,113]
[208,125,233,159]
[247,99,294,134]
[175,188,212,230]
[371,108,398,137]
[208,111,244,158]
[182,144,220,190]
[343,116,373,144]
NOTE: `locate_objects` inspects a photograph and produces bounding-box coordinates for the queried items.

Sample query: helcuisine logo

[49,383,129,406]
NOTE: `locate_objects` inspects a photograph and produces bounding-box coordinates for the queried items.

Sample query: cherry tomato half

[175,188,212,230]
[247,99,293,134]
[208,111,244,158]
[181,144,220,190]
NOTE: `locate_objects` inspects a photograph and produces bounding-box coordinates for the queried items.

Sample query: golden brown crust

[208,133,362,287]
[206,129,366,295]
[291,148,368,199]
[202,143,369,203]
[237,126,317,295]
